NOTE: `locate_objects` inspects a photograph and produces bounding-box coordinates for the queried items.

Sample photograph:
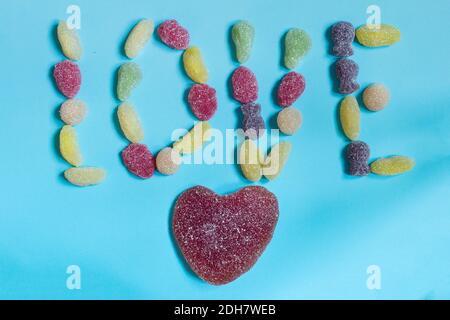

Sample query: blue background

[0,0,449,299]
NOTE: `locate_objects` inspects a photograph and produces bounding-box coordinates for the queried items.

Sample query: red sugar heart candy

[188,84,218,121]
[173,186,279,285]
[277,71,306,107]
[231,66,258,104]
[53,60,81,98]
[121,143,155,179]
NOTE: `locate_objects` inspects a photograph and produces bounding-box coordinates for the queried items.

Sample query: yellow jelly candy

[57,21,82,60]
[339,96,360,140]
[263,142,292,180]
[60,125,82,166]
[117,102,144,143]
[370,156,415,176]
[173,121,212,154]
[239,140,264,182]
[64,167,106,187]
[183,46,208,84]
[356,24,401,47]
[124,19,154,59]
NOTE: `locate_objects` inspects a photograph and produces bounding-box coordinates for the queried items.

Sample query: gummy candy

[284,28,312,69]
[277,72,306,107]
[117,102,144,143]
[156,147,182,175]
[64,167,106,187]
[346,141,370,176]
[57,21,82,60]
[59,99,87,126]
[121,143,155,179]
[263,142,292,180]
[53,60,81,98]
[117,62,142,102]
[157,20,190,50]
[339,96,360,140]
[231,21,255,64]
[172,185,279,285]
[239,140,263,182]
[370,156,415,176]
[188,84,217,121]
[363,83,390,112]
[277,106,302,135]
[331,21,355,57]
[232,66,258,104]
[356,24,401,48]
[60,125,82,167]
[173,121,212,154]
[124,19,154,58]
[335,58,360,94]
[241,103,265,140]
[183,46,208,84]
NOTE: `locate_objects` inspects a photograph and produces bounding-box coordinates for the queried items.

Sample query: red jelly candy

[157,20,190,50]
[53,60,81,98]
[277,71,306,107]
[173,186,279,285]
[121,143,155,179]
[187,84,217,121]
[231,66,258,104]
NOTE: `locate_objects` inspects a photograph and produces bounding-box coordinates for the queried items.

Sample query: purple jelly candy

[331,22,355,57]
[335,58,360,94]
[346,141,370,176]
[241,103,265,140]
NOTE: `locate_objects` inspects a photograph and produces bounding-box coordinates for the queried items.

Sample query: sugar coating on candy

[183,46,208,84]
[156,147,182,175]
[157,20,190,50]
[124,19,154,58]
[331,21,355,57]
[173,121,212,154]
[339,96,360,140]
[335,58,360,94]
[117,62,142,102]
[370,156,415,176]
[172,185,279,285]
[284,28,312,69]
[232,66,258,104]
[232,21,255,64]
[263,142,292,180]
[188,84,217,121]
[239,140,263,182]
[53,60,81,98]
[121,143,155,179]
[241,103,265,140]
[346,141,370,176]
[60,125,83,167]
[277,106,302,135]
[117,102,144,143]
[356,24,401,48]
[363,84,390,112]
[64,167,106,187]
[57,21,82,60]
[277,72,306,107]
[59,99,87,126]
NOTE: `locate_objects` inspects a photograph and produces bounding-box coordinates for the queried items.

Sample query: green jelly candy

[232,21,255,64]
[117,62,142,101]
[284,28,311,69]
